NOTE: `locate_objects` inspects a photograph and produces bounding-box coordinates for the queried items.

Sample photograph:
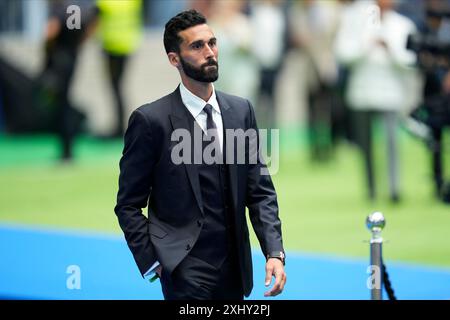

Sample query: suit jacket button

[185,244,191,250]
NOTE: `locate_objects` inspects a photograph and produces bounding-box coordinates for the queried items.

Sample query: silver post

[366,211,385,300]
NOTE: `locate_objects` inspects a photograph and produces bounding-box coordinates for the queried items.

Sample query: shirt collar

[179,81,221,119]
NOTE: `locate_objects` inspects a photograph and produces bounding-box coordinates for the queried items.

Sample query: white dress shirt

[179,81,224,152]
[334,1,418,112]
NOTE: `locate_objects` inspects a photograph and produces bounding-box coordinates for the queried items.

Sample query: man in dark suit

[115,9,286,300]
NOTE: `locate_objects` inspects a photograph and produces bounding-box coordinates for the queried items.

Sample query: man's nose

[204,44,215,59]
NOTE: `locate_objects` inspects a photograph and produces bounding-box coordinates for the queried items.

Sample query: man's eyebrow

[189,37,217,47]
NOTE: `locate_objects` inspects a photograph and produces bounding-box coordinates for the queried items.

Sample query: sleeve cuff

[143,261,160,280]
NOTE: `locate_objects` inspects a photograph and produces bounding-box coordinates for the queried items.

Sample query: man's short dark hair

[163,9,207,54]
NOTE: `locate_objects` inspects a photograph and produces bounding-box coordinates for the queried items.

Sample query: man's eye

[192,43,203,50]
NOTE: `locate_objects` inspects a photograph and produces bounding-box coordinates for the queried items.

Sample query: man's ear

[168,52,181,69]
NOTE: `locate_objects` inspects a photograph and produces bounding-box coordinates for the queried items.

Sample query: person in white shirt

[335,0,419,201]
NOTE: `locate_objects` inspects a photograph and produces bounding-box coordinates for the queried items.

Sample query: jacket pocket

[149,223,168,239]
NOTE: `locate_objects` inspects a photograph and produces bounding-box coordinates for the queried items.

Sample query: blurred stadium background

[1,0,450,299]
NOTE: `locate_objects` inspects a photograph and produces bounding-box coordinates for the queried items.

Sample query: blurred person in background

[39,0,97,161]
[96,0,143,139]
[209,0,258,104]
[405,0,450,201]
[335,0,418,202]
[0,38,41,133]
[249,0,288,132]
[290,0,343,161]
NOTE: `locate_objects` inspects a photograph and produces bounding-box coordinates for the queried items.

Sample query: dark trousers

[430,127,444,196]
[307,84,334,161]
[351,110,399,201]
[105,52,128,137]
[257,67,280,131]
[49,49,78,160]
[160,252,243,300]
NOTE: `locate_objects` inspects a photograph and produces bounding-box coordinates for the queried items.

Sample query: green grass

[1,129,450,268]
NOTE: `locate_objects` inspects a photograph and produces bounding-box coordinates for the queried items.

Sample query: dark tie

[203,104,221,159]
[203,104,217,132]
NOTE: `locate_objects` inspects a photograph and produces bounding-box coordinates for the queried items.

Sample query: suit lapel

[216,91,239,211]
[169,86,205,216]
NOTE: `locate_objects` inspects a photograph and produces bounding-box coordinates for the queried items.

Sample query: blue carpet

[0,223,449,300]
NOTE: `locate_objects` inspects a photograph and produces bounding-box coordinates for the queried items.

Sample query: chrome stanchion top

[366,211,385,243]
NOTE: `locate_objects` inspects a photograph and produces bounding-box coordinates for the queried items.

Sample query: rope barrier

[382,260,396,300]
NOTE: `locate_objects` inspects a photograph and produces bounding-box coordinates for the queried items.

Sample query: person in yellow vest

[96,0,143,138]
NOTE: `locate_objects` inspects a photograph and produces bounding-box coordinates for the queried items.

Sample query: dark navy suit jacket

[115,86,283,297]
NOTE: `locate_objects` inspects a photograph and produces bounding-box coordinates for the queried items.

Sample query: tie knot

[203,104,213,117]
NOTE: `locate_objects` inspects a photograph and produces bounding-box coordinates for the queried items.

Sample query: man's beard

[180,56,219,83]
